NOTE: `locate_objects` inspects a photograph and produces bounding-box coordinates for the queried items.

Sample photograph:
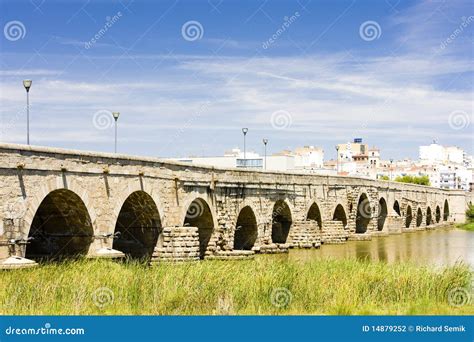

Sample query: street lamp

[335,145,339,174]
[263,138,268,170]
[112,112,120,153]
[23,80,32,145]
[389,158,394,180]
[242,128,248,167]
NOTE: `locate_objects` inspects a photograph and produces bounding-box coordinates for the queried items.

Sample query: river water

[284,227,474,268]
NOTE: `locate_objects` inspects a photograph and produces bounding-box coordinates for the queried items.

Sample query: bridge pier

[287,220,321,248]
[86,235,125,259]
[321,220,350,244]
[152,227,200,262]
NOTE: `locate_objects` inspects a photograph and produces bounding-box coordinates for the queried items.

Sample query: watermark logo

[448,110,471,130]
[92,110,114,130]
[359,20,382,41]
[3,197,27,219]
[181,20,204,41]
[4,20,26,41]
[92,287,114,308]
[262,12,300,49]
[270,287,293,308]
[215,294,234,315]
[439,16,474,51]
[447,287,470,307]
[186,200,205,219]
[358,198,372,219]
[85,12,123,49]
[447,275,473,307]
[271,110,292,130]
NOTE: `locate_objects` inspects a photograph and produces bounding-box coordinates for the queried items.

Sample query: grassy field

[0,257,472,315]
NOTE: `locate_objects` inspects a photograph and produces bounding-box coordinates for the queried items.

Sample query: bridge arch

[355,193,372,233]
[112,190,162,259]
[25,188,94,260]
[435,205,441,223]
[271,200,293,244]
[183,197,215,259]
[377,197,388,231]
[416,207,423,227]
[233,205,258,250]
[426,207,432,226]
[405,205,413,228]
[393,200,401,216]
[306,201,322,229]
[112,181,166,228]
[332,203,347,227]
[443,200,449,221]
[22,178,97,238]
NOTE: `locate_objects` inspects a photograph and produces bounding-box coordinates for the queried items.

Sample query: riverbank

[457,221,474,232]
[0,257,472,315]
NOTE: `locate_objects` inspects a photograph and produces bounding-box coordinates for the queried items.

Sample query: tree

[394,175,430,186]
[379,175,389,181]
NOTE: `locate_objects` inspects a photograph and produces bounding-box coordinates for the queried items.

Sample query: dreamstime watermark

[439,16,474,51]
[92,110,114,130]
[270,287,292,308]
[5,323,85,336]
[91,287,114,308]
[186,200,205,219]
[358,198,372,219]
[0,103,31,141]
[448,110,471,130]
[359,20,382,41]
[181,20,204,41]
[3,197,27,220]
[3,20,26,41]
[215,294,234,315]
[85,12,123,49]
[262,12,300,49]
[271,110,292,130]
[447,276,473,307]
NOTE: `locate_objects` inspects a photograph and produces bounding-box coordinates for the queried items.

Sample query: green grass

[0,257,472,315]
[457,221,474,232]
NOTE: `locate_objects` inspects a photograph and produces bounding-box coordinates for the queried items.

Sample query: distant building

[172,146,333,174]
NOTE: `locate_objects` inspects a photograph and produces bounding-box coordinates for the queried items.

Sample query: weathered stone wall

[0,143,469,266]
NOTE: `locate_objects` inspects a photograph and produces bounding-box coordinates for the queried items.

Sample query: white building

[171,146,333,174]
[418,143,472,190]
[419,143,465,165]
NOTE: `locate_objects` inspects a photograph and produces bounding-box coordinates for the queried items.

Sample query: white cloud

[0,51,472,157]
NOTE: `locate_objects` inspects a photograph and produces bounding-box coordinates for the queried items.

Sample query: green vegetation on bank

[394,175,430,186]
[0,258,471,315]
[457,204,474,231]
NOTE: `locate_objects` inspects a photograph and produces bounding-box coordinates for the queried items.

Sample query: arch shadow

[25,189,94,261]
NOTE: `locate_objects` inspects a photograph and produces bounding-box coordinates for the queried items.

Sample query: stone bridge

[0,143,469,268]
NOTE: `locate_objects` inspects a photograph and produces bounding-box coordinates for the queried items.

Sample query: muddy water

[285,227,474,268]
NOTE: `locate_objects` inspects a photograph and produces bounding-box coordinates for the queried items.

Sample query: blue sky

[0,0,472,160]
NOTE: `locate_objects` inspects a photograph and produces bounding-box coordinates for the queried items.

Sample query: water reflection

[285,228,474,268]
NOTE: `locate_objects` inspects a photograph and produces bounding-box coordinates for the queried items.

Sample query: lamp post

[112,112,120,153]
[23,80,32,145]
[242,128,248,167]
[263,138,268,170]
[335,145,339,174]
[389,158,394,180]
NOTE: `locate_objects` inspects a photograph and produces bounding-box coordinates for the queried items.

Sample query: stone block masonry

[0,143,468,267]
